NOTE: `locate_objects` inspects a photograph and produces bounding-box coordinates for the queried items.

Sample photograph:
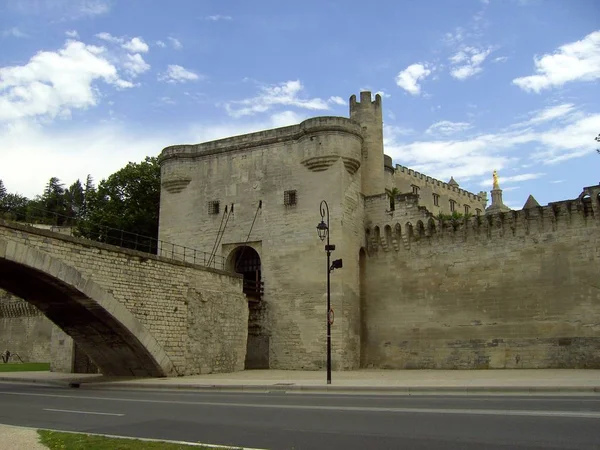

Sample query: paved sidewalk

[0,424,45,450]
[1,369,599,394]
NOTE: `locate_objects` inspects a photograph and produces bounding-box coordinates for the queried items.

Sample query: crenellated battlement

[349,91,382,117]
[395,163,486,202]
[365,185,600,253]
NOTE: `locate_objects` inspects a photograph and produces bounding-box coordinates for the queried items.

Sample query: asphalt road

[0,382,599,450]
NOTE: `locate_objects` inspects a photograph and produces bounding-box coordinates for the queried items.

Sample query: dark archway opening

[230,246,269,369]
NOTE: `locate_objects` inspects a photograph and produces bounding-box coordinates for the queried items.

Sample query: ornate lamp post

[317,200,342,385]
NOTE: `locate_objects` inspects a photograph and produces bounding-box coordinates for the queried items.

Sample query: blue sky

[1,0,599,209]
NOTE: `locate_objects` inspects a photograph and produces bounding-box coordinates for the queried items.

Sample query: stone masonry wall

[0,289,52,363]
[392,164,488,216]
[159,117,364,370]
[0,221,248,375]
[362,190,600,369]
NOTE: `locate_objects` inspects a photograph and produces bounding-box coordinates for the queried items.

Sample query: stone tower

[350,91,385,197]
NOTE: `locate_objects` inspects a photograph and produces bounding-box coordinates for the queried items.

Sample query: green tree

[26,177,68,225]
[0,192,30,221]
[76,157,161,251]
[0,180,30,221]
[65,179,85,222]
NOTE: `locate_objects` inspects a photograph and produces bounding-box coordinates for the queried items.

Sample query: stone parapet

[159,116,363,162]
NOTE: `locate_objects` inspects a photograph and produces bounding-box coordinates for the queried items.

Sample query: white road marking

[43,408,124,416]
[1,391,598,419]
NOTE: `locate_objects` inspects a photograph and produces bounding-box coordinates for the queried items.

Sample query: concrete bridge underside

[0,240,174,377]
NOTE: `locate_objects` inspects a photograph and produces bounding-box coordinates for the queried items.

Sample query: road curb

[2,376,599,395]
[76,381,600,395]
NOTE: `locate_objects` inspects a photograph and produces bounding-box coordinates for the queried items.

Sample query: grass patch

[38,430,221,450]
[0,362,50,372]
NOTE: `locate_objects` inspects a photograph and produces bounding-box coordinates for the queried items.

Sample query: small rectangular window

[411,185,420,195]
[476,208,482,216]
[464,205,470,215]
[208,200,220,215]
[433,193,439,207]
[284,190,297,206]
[449,200,456,212]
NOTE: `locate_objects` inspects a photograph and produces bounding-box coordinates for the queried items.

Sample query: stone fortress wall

[362,185,600,368]
[159,113,369,370]
[2,90,597,374]
[0,289,52,364]
[159,90,600,371]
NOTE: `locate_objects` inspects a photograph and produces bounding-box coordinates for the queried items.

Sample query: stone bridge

[0,220,248,377]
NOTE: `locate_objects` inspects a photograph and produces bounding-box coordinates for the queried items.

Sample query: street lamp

[317,200,342,384]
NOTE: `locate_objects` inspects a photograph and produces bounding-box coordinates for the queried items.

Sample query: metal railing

[2,206,226,270]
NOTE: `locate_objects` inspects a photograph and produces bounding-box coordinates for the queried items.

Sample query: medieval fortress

[2,91,599,372]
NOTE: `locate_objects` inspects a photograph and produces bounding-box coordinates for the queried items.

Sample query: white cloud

[157,96,176,106]
[168,37,182,49]
[65,30,79,38]
[0,113,320,199]
[269,111,306,128]
[479,173,545,187]
[513,30,600,93]
[395,63,432,95]
[96,31,122,44]
[443,27,466,45]
[384,108,600,185]
[328,96,346,106]
[3,27,28,38]
[158,65,200,83]
[96,33,150,54]
[205,15,232,21]
[123,53,150,77]
[0,40,132,122]
[493,56,508,63]
[449,46,492,80]
[224,80,330,118]
[76,0,110,17]
[122,37,149,53]
[513,103,576,127]
[156,40,166,48]
[426,120,472,135]
[8,0,111,19]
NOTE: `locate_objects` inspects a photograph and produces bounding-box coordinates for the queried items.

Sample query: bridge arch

[0,238,175,377]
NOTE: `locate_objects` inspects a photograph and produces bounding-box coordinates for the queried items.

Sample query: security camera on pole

[316,200,343,385]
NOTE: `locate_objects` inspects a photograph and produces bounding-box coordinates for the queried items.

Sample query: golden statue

[492,170,499,190]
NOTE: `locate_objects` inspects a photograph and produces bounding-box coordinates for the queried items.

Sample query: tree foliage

[1,157,161,252]
[0,181,29,221]
[75,157,161,250]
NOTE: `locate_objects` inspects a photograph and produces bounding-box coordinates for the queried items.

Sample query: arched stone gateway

[0,239,175,377]
[227,245,268,369]
[228,246,263,299]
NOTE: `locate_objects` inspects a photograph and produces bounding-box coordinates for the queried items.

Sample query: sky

[0,0,599,210]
